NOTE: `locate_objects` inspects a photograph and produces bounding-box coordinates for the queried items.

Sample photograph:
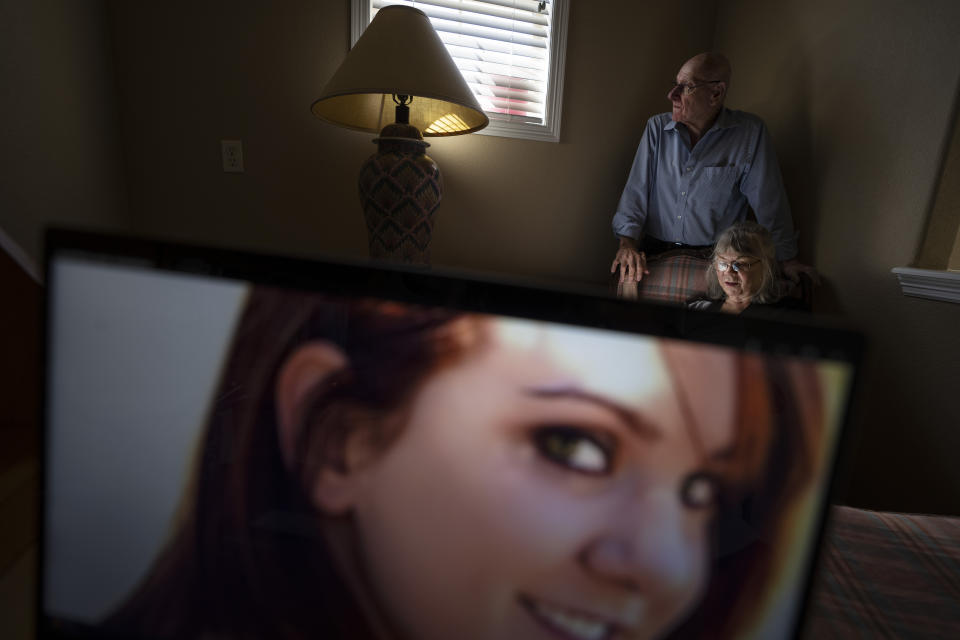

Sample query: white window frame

[350,0,568,142]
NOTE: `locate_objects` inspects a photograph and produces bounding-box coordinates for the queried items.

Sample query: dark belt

[641,236,712,256]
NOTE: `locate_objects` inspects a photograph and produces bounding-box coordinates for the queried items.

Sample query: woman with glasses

[688,222,804,315]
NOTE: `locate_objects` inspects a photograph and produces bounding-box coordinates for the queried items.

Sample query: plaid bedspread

[803,505,960,639]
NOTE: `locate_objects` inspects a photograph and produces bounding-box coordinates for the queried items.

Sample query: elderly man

[611,52,814,284]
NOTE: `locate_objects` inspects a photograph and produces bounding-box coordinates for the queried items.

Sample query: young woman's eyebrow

[523,386,662,440]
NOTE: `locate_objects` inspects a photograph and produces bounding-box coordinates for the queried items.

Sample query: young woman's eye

[532,426,613,474]
[680,471,722,509]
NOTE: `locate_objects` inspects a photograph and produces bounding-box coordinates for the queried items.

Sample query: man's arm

[611,119,659,282]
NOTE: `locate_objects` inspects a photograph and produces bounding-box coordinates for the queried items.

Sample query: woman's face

[336,319,738,640]
[715,252,762,302]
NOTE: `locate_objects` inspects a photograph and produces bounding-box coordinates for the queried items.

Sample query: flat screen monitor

[41,229,861,640]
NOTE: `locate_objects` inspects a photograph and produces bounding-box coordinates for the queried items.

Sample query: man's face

[667,59,721,130]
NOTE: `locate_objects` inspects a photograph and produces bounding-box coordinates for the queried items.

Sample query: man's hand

[611,237,650,283]
[780,258,820,285]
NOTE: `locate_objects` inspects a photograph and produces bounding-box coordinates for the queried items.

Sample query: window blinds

[371,0,554,125]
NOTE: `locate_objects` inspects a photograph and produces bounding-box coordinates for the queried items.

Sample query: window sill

[891,266,960,303]
[474,118,561,143]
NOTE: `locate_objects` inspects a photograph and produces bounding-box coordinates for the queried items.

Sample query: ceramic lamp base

[358,123,442,264]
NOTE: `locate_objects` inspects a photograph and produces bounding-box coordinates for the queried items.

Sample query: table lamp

[311,5,488,264]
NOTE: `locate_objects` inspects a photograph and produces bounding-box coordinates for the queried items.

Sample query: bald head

[686,52,732,86]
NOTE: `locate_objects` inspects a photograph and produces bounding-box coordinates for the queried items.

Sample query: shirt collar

[664,106,737,133]
[712,106,737,130]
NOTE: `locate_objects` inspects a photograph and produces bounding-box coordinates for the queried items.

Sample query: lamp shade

[311,5,488,136]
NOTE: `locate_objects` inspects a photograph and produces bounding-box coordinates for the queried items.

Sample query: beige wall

[0,0,128,263]
[715,0,960,513]
[107,0,717,285]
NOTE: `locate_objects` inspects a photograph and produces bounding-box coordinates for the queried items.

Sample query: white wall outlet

[221,140,244,173]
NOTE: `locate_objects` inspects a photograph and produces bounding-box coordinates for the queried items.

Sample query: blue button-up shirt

[612,108,798,260]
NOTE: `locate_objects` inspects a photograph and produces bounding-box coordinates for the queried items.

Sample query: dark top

[686,295,808,319]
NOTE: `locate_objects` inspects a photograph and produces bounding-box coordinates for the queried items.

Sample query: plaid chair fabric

[616,252,710,304]
[638,253,710,303]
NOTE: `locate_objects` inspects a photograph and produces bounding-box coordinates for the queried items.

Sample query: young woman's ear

[274,341,378,515]
[275,341,348,471]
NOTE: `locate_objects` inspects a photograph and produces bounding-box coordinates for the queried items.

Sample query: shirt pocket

[698,165,740,214]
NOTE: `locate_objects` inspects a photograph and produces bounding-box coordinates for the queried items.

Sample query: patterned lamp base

[358,123,442,264]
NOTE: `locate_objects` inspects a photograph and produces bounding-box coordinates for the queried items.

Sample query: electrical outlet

[221,140,244,173]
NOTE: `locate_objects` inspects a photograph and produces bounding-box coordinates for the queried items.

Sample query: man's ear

[711,82,727,107]
[275,341,348,471]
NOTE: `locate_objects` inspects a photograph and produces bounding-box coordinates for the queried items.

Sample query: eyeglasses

[715,258,759,273]
[670,80,722,96]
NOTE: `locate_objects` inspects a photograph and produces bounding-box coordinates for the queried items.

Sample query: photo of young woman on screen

[106,286,827,640]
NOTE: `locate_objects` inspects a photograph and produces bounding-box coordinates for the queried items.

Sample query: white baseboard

[891,266,960,303]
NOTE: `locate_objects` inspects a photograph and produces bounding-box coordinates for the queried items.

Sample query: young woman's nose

[579,488,699,592]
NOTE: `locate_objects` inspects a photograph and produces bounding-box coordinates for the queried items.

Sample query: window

[352,0,568,142]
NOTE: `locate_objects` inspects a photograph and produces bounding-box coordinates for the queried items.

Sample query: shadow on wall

[760,54,853,316]
[768,60,817,256]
